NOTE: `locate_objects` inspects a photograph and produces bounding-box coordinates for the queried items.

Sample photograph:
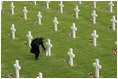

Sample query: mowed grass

[1,1,117,78]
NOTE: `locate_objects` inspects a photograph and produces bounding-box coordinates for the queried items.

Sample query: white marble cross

[93,59,102,78]
[71,23,77,38]
[23,6,28,20]
[46,1,50,9]
[14,60,21,78]
[91,10,97,24]
[27,31,33,47]
[37,72,42,78]
[34,1,36,5]
[37,11,42,25]
[111,16,117,30]
[10,24,16,39]
[46,39,52,56]
[74,6,80,19]
[91,30,98,47]
[79,1,81,4]
[59,1,64,14]
[108,1,114,13]
[68,48,75,67]
[94,1,96,8]
[53,17,59,31]
[10,2,15,15]
[1,1,3,10]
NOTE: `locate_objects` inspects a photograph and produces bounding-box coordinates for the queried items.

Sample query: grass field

[1,1,117,78]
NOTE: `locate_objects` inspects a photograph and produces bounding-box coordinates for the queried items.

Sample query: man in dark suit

[30,37,46,60]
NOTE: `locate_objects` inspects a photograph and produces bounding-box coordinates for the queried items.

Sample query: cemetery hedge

[1,1,117,78]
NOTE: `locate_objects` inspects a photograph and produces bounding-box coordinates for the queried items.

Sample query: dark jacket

[30,38,46,54]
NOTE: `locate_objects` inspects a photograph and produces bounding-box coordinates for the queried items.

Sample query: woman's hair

[41,36,45,40]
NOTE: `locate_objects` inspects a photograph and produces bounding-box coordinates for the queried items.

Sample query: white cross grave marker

[1,1,3,10]
[53,17,59,32]
[23,6,28,20]
[79,1,81,4]
[71,23,77,38]
[94,1,96,8]
[74,6,80,19]
[59,1,64,14]
[10,2,15,15]
[68,48,75,67]
[14,60,21,78]
[46,1,50,9]
[111,16,117,30]
[37,72,42,78]
[34,1,36,5]
[46,39,52,56]
[108,1,114,13]
[91,10,97,24]
[93,59,102,78]
[37,11,42,25]
[91,30,98,47]
[27,31,33,47]
[10,24,16,39]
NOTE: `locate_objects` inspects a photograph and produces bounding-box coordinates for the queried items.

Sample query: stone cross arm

[108,2,114,6]
[59,3,64,7]
[74,8,80,12]
[53,20,59,24]
[46,42,52,48]
[91,33,98,38]
[14,64,21,70]
[71,26,77,31]
[27,35,33,39]
[37,14,42,18]
[111,19,117,23]
[92,13,97,17]
[23,9,28,13]
[11,4,15,8]
[68,52,75,58]
[93,62,102,69]
[11,27,16,31]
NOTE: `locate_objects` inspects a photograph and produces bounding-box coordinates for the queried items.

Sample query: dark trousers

[30,45,40,59]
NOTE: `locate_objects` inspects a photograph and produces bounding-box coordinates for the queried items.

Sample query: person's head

[41,36,45,40]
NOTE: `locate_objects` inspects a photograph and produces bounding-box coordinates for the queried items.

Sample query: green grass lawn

[1,1,117,78]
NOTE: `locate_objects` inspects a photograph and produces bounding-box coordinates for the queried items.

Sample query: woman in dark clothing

[30,37,46,60]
